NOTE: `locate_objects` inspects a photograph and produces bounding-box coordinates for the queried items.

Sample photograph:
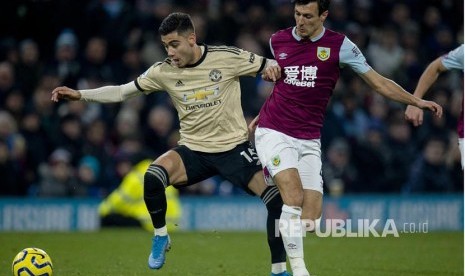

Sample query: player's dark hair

[292,0,330,15]
[158,12,195,36]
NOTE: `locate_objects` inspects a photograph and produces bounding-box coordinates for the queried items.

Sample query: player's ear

[320,10,328,22]
[187,32,196,46]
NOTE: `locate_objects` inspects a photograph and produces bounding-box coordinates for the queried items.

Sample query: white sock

[154,225,168,236]
[271,262,287,274]
[280,205,306,272]
[289,257,306,272]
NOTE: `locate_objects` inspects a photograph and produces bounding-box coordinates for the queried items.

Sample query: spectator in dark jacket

[403,135,454,193]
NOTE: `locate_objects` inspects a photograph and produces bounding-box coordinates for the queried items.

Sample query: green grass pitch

[1,228,463,275]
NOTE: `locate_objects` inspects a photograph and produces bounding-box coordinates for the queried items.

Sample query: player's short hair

[158,12,195,36]
[292,0,330,15]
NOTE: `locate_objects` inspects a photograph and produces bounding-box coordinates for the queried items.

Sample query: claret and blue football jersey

[258,27,371,139]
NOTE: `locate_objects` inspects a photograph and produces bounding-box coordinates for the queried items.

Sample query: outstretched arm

[404,58,447,126]
[359,69,443,118]
[51,82,140,103]
[51,86,82,101]
[261,59,281,82]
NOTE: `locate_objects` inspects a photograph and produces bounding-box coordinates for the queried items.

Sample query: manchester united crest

[209,69,222,82]
[317,47,330,61]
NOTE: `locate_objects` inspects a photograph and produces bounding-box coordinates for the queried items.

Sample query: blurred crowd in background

[0,0,463,198]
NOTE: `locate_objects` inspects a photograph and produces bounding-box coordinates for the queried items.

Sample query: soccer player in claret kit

[52,12,292,276]
[405,44,464,168]
[249,1,443,275]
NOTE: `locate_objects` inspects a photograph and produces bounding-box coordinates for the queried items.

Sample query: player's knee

[144,164,169,196]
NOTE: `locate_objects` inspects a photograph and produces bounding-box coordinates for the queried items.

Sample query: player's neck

[294,26,325,41]
[310,26,324,40]
[192,44,203,64]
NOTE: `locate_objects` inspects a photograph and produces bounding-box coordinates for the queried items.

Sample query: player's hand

[51,86,81,102]
[248,115,259,135]
[404,105,424,127]
[415,100,443,119]
[262,63,281,82]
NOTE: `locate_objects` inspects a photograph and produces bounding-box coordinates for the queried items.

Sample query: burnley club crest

[317,47,330,61]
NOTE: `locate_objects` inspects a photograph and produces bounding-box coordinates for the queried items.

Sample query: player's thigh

[174,146,218,187]
[297,144,323,193]
[297,140,323,219]
[153,150,188,185]
[256,128,305,205]
[156,146,217,187]
[255,127,300,180]
[215,141,262,196]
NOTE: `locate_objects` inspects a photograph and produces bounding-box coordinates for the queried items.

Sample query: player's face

[161,31,197,68]
[294,2,328,39]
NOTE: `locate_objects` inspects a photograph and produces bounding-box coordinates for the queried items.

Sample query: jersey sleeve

[441,44,464,70]
[134,62,166,92]
[232,48,267,77]
[339,36,371,74]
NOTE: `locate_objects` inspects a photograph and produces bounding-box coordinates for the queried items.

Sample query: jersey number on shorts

[240,148,261,165]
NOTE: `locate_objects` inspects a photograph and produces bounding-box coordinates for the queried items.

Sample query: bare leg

[302,189,322,232]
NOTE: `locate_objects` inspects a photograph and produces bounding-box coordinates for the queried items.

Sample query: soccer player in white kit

[251,1,443,275]
[405,44,464,169]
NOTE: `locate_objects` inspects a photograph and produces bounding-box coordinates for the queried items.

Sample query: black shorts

[173,141,262,195]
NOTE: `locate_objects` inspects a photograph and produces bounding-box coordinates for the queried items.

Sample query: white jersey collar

[292,27,326,42]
